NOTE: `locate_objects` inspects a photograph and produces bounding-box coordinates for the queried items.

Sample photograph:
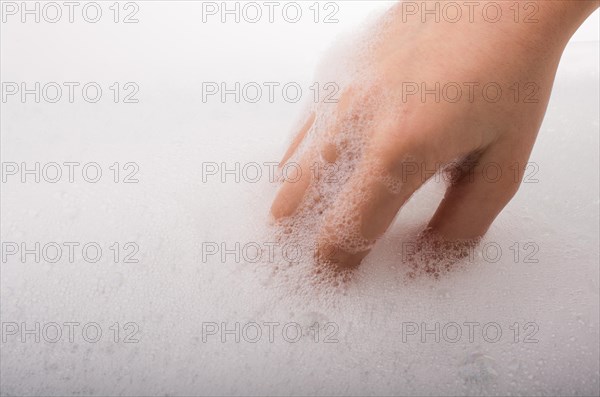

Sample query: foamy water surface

[1,2,598,395]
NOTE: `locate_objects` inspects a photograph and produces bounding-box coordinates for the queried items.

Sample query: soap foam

[1,2,598,396]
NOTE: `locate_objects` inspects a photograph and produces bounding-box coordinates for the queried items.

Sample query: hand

[270,1,598,271]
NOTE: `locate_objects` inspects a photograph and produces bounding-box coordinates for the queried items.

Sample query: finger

[315,139,435,270]
[270,133,343,220]
[271,150,316,220]
[271,90,359,220]
[427,133,535,240]
[278,112,315,169]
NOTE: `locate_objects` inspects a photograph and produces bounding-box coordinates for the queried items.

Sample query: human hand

[270,1,598,271]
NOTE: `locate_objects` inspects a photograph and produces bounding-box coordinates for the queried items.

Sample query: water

[1,2,598,395]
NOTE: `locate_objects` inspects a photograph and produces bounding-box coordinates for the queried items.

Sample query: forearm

[392,1,599,52]
[509,0,599,49]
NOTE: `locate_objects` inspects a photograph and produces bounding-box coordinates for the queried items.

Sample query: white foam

[1,2,598,396]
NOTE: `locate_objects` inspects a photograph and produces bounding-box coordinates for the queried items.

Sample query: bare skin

[271,1,599,270]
